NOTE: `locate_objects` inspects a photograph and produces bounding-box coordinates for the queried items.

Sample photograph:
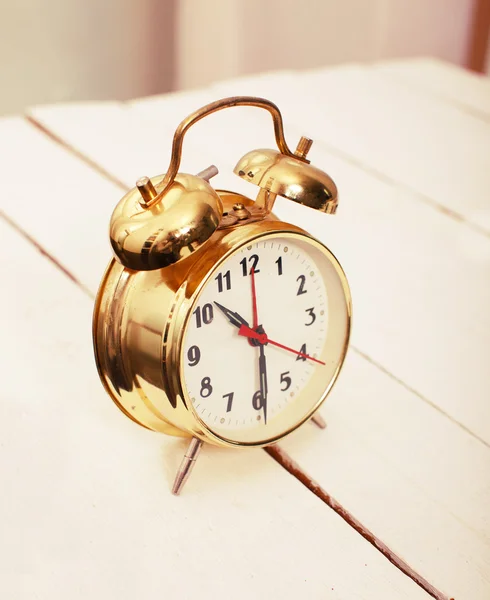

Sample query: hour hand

[214,301,249,330]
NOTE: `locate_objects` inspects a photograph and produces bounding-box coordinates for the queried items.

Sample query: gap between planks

[352,346,490,450]
[0,209,93,301]
[25,115,128,194]
[266,444,453,600]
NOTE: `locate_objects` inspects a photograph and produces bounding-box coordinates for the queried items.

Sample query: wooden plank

[27,90,222,190]
[0,117,124,293]
[15,67,490,598]
[373,58,490,120]
[0,186,431,599]
[0,118,464,600]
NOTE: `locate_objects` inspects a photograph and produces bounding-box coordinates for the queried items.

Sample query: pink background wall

[0,0,482,115]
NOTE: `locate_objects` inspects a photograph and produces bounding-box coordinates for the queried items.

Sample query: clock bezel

[166,221,352,448]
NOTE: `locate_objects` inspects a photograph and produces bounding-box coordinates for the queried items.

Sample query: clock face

[180,232,350,445]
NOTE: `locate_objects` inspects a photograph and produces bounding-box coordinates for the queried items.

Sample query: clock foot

[311,413,327,429]
[172,437,203,495]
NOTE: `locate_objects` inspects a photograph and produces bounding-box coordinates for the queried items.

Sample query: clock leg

[311,413,327,429]
[172,437,203,495]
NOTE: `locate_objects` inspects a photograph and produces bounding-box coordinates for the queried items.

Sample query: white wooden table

[1,57,489,600]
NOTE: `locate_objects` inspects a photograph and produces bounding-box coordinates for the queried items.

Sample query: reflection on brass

[231,202,252,220]
[234,149,338,214]
[94,213,351,444]
[110,173,223,270]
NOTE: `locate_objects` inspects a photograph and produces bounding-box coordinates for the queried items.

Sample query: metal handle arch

[144,96,302,209]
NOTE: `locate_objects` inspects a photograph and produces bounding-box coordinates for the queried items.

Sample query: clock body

[93,193,351,447]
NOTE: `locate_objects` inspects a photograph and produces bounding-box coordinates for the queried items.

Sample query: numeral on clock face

[223,392,234,412]
[296,343,308,361]
[280,371,291,391]
[187,345,201,366]
[296,275,307,295]
[252,390,264,410]
[215,270,231,293]
[194,303,214,328]
[240,254,260,276]
[200,376,213,397]
[305,308,316,326]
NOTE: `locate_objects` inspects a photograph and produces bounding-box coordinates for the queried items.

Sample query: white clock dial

[181,233,349,445]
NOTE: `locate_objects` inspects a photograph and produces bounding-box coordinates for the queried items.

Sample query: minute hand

[214,301,249,329]
[258,344,268,424]
[238,325,326,366]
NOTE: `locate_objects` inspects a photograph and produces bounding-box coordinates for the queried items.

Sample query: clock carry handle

[140,96,307,209]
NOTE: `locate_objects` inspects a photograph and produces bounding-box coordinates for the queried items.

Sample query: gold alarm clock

[93,97,351,494]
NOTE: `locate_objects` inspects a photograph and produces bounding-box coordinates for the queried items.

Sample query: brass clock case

[93,95,351,495]
[93,195,351,447]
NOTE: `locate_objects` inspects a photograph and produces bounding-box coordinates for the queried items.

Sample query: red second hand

[238,324,326,366]
[250,267,258,329]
